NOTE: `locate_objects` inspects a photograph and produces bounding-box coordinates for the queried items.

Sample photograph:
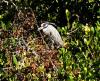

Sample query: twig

[2,0,8,5]
[10,0,18,11]
[48,56,58,72]
[2,67,13,70]
[67,28,79,35]
[29,8,49,49]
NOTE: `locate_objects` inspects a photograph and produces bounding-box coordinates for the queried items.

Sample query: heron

[38,22,64,49]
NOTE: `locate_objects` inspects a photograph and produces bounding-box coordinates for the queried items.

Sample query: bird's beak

[38,26,44,31]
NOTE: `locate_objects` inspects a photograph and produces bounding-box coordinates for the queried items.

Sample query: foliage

[0,0,100,81]
[58,20,100,81]
[0,0,100,25]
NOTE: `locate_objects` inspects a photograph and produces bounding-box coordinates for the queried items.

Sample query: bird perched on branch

[38,22,64,49]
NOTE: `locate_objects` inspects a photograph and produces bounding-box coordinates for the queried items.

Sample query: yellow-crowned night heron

[38,22,64,48]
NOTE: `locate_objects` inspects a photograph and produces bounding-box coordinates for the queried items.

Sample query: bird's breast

[42,28,51,35]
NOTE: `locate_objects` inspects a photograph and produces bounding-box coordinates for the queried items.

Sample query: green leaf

[84,67,87,73]
[84,38,91,46]
[68,74,74,81]
[88,0,94,3]
[0,15,3,19]
[13,55,18,66]
[91,27,94,34]
[6,21,11,29]
[65,9,70,21]
[1,21,6,30]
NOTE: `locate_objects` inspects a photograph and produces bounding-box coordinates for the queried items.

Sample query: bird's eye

[43,24,46,27]
[43,23,48,28]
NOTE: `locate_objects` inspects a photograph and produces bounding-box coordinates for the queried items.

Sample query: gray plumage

[38,22,64,48]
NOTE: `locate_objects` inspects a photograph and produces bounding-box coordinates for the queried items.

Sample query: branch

[67,28,79,35]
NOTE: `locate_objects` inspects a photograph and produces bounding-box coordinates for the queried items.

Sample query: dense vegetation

[0,0,100,81]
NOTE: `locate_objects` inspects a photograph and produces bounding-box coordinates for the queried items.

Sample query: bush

[0,0,100,81]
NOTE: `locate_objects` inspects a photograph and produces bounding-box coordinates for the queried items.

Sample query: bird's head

[38,22,49,31]
[38,22,57,31]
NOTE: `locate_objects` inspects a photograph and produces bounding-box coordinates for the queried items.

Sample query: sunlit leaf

[1,21,6,30]
[13,55,18,66]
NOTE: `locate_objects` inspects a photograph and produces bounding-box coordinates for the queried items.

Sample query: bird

[38,22,64,48]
